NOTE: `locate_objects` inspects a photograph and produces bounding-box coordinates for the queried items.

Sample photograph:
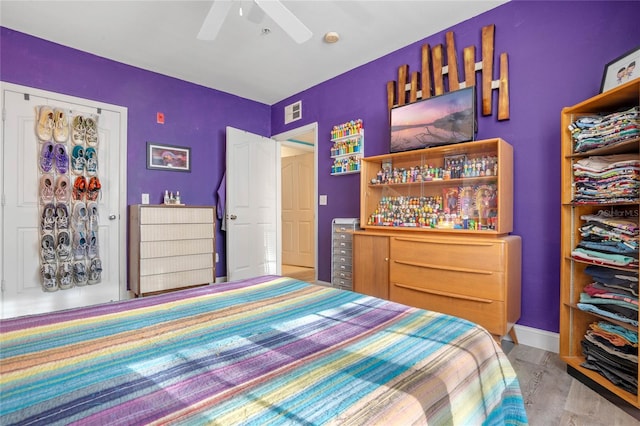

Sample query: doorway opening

[273,123,317,283]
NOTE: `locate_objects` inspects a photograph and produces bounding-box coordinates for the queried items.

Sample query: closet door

[1,84,126,318]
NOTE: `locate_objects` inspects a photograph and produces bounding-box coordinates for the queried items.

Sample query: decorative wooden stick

[432,45,444,95]
[410,71,420,103]
[446,32,460,91]
[397,64,409,106]
[421,44,432,99]
[387,81,396,113]
[463,46,476,87]
[498,52,510,120]
[481,24,495,116]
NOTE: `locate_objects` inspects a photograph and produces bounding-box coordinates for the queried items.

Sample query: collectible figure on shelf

[474,184,498,226]
[458,186,475,218]
[443,187,459,214]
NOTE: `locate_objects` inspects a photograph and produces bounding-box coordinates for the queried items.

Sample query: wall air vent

[284,101,302,124]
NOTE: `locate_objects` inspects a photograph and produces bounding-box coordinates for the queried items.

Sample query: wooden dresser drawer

[140,223,214,241]
[141,239,214,259]
[391,283,506,335]
[139,269,214,293]
[391,236,505,271]
[140,253,214,276]
[140,207,214,224]
[390,260,504,301]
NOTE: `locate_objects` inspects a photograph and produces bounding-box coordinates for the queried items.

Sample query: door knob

[109,214,117,220]
[229,214,237,220]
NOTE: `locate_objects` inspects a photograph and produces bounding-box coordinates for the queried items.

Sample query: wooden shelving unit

[559,79,640,407]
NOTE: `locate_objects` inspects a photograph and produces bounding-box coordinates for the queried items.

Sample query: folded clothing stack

[572,154,640,204]
[581,321,638,395]
[569,106,639,153]
[577,265,638,393]
[578,265,638,325]
[572,211,639,270]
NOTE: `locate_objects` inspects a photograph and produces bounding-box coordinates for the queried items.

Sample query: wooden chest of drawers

[129,205,216,296]
[390,235,521,339]
[354,232,521,341]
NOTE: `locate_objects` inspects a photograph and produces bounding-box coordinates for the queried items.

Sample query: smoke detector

[324,32,339,43]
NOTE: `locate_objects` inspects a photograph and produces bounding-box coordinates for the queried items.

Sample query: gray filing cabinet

[331,218,360,290]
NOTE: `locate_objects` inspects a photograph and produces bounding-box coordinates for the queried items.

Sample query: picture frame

[600,45,640,93]
[146,142,191,172]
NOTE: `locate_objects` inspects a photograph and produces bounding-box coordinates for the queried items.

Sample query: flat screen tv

[390,87,476,153]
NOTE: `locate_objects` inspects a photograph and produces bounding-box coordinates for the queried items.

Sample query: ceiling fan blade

[197,0,235,41]
[254,0,312,44]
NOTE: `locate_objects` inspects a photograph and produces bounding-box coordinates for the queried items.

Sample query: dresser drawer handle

[393,260,493,275]
[393,283,494,304]
[394,237,494,247]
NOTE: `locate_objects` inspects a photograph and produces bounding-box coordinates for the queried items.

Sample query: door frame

[272,122,318,281]
[0,81,128,300]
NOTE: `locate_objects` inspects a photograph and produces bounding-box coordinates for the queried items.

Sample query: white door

[282,152,314,267]
[1,84,126,319]
[225,127,279,281]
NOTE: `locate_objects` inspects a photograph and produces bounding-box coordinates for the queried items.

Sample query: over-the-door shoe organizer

[36,106,102,292]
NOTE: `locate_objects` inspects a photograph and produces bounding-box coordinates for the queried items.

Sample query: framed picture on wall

[146,142,191,172]
[600,46,640,93]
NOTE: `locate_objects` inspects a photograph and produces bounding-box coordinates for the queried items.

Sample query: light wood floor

[281,264,315,282]
[506,343,640,425]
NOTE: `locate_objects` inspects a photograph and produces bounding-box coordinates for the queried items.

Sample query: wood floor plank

[507,344,639,425]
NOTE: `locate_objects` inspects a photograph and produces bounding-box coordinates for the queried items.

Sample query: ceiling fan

[197,0,313,44]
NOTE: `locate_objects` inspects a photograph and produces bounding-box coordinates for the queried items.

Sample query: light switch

[141,193,150,204]
[319,195,327,205]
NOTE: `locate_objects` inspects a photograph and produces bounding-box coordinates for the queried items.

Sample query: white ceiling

[0,0,507,105]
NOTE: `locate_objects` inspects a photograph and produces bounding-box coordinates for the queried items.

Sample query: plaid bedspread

[1,276,528,425]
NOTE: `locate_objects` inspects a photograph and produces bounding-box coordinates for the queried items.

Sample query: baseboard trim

[508,324,559,353]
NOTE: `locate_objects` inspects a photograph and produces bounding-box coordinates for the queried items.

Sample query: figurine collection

[366,155,499,230]
[331,119,364,175]
[331,119,363,140]
[370,155,498,184]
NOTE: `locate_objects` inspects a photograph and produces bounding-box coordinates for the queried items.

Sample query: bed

[1,276,528,425]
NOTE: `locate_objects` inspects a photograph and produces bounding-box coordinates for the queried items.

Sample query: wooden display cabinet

[354,138,521,342]
[360,138,513,235]
[559,79,640,407]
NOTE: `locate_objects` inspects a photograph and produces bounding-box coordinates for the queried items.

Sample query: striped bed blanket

[1,276,528,425]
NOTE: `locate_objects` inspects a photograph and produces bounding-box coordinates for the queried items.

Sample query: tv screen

[390,87,476,153]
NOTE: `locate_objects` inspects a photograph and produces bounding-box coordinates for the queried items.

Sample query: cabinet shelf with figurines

[360,138,513,235]
[330,120,364,175]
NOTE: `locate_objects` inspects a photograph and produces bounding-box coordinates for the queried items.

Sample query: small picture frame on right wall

[600,45,640,93]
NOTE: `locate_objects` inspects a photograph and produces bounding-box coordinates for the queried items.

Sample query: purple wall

[0,26,271,273]
[2,1,639,333]
[271,0,640,333]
